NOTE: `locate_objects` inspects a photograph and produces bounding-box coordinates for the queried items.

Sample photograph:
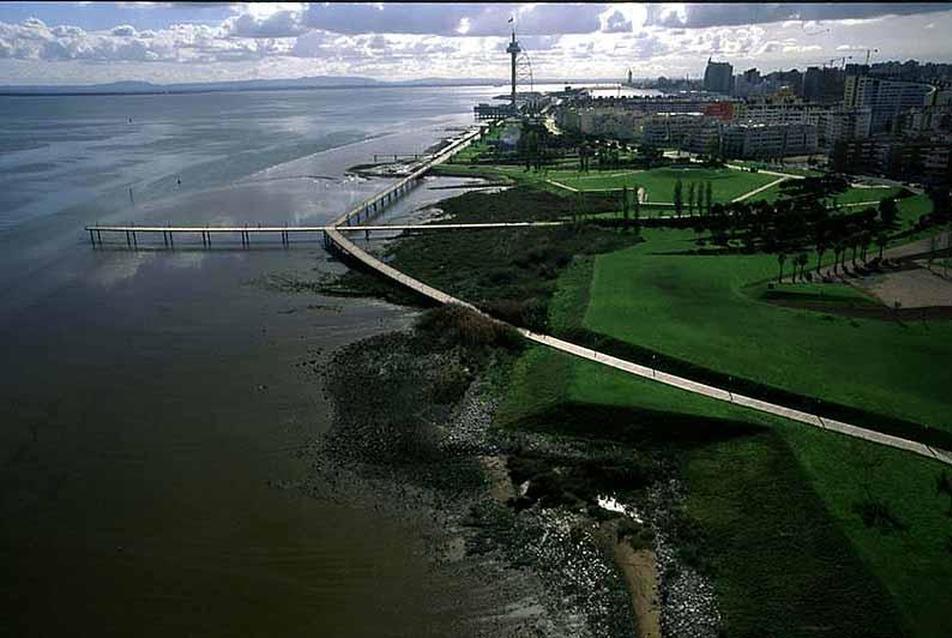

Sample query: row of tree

[673,179,715,218]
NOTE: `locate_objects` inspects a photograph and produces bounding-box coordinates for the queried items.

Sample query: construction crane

[827,56,853,69]
[864,48,879,65]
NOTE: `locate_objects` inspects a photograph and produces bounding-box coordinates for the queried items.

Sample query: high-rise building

[803,66,845,103]
[704,58,734,95]
[742,68,761,84]
[844,64,934,133]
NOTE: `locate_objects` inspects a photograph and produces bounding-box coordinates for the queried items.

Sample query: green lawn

[753,183,903,207]
[579,228,952,432]
[497,261,952,637]
[543,166,778,202]
[835,185,903,206]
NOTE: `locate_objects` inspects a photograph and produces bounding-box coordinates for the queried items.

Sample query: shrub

[415,304,523,350]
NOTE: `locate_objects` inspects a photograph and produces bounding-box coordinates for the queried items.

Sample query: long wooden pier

[83,221,565,246]
[86,122,494,248]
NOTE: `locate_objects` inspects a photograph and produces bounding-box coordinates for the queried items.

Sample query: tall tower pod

[507,28,522,113]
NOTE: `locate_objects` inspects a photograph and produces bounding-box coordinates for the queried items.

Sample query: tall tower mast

[506,24,521,113]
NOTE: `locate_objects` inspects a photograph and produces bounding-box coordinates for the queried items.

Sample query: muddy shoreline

[302,294,723,637]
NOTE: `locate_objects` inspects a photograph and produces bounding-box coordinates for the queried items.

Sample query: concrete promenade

[323,125,952,467]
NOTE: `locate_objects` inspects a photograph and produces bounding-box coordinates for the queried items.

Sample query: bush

[481,297,548,331]
[853,499,907,533]
[415,303,523,350]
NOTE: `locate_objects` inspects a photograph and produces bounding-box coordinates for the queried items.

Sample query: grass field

[544,166,778,202]
[497,261,952,637]
[753,182,904,206]
[578,228,952,432]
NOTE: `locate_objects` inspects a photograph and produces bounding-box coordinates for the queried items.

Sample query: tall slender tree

[622,185,630,224]
[777,252,787,283]
[688,182,696,216]
[674,179,684,218]
[706,181,714,215]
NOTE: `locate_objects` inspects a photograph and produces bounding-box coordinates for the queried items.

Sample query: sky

[1,2,951,86]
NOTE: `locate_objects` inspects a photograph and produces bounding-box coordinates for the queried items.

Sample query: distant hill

[0,75,627,96]
[0,76,509,96]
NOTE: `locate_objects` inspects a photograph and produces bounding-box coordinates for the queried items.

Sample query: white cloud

[110,25,138,37]
[0,3,951,84]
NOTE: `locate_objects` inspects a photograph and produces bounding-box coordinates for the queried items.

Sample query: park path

[548,163,803,206]
[325,223,952,467]
[323,130,951,466]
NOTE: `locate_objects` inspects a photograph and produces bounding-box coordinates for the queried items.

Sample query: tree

[706,181,714,215]
[633,185,642,225]
[861,232,873,264]
[777,252,787,283]
[797,252,809,282]
[622,186,630,223]
[830,139,849,174]
[673,179,684,218]
[878,197,898,227]
[927,185,952,223]
[876,233,888,261]
[688,182,696,216]
[937,471,952,516]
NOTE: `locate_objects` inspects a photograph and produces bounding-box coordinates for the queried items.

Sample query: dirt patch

[480,455,517,503]
[858,267,952,309]
[608,529,661,638]
[766,296,952,321]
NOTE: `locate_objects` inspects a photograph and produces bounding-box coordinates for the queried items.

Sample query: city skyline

[1,2,951,85]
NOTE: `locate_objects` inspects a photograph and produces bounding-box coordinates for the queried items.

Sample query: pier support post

[132,231,137,248]
[88,229,95,246]
[96,230,102,245]
[126,231,131,247]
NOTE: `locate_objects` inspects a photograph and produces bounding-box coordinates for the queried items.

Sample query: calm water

[0,86,499,636]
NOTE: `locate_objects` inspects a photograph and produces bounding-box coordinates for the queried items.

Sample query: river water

[0,85,500,636]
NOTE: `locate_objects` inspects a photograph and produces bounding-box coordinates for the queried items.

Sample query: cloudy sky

[1,2,951,85]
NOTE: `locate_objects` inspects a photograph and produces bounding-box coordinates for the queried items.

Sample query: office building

[704,58,734,95]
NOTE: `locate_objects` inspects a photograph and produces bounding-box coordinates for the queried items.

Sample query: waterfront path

[323,128,952,467]
[326,225,952,466]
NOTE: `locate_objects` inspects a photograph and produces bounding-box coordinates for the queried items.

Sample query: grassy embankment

[577,222,952,436]
[498,255,952,638]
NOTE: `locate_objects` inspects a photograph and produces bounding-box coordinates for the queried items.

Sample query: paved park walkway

[326,224,952,468]
[323,131,952,467]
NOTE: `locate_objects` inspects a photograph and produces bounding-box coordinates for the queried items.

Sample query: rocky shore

[300,304,723,637]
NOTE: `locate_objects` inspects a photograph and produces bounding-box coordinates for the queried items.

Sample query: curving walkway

[324,127,952,467]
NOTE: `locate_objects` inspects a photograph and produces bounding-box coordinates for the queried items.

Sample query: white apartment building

[640,113,721,153]
[816,106,872,149]
[722,122,818,159]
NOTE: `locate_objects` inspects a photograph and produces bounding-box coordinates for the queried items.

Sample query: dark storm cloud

[646,3,952,29]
